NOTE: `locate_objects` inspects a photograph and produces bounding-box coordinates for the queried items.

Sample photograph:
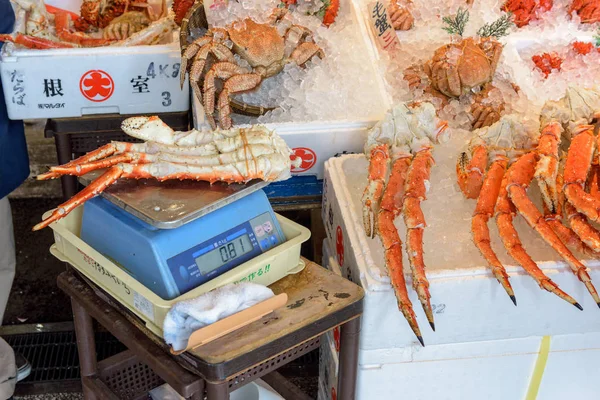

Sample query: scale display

[195,233,253,275]
[166,211,284,295]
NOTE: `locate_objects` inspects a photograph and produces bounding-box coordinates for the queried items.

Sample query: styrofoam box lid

[324,152,600,350]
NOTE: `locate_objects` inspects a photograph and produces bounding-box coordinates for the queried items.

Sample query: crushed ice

[191,0,386,124]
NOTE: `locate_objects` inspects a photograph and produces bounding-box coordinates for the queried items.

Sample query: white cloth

[163,282,274,352]
[0,196,16,400]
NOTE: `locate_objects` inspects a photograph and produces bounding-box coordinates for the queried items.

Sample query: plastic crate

[97,350,164,400]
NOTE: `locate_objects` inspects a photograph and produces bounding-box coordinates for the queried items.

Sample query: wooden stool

[57,258,364,399]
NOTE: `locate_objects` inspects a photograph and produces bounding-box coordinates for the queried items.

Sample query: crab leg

[33,166,126,231]
[377,155,423,345]
[37,142,130,180]
[495,168,581,309]
[563,125,600,223]
[535,122,561,214]
[471,155,516,305]
[54,12,114,47]
[289,42,324,66]
[402,147,435,330]
[217,74,262,130]
[33,154,288,231]
[543,164,599,257]
[457,143,488,199]
[203,62,254,129]
[49,144,277,176]
[588,164,600,200]
[506,152,599,307]
[180,37,212,88]
[0,33,75,49]
[363,145,390,238]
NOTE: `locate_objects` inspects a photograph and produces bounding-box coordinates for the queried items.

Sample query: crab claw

[121,116,179,144]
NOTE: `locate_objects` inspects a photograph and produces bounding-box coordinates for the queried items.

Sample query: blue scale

[78,176,285,300]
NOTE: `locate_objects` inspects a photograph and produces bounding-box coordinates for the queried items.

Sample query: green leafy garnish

[477,12,514,38]
[442,7,470,36]
[595,29,600,47]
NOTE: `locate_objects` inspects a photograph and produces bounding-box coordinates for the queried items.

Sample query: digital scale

[78,173,286,300]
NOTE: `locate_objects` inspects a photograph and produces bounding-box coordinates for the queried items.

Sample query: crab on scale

[179,8,324,130]
[457,86,600,311]
[33,116,301,231]
[362,101,449,346]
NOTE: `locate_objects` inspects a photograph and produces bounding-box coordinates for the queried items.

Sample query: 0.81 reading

[194,233,253,275]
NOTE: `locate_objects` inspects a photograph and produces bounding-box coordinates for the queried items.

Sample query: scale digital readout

[166,211,282,295]
[80,190,286,300]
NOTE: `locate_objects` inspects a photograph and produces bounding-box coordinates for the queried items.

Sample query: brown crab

[179,9,324,129]
[403,37,508,130]
[388,0,415,31]
[424,37,503,98]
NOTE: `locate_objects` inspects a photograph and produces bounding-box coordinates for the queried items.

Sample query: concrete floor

[5,198,72,325]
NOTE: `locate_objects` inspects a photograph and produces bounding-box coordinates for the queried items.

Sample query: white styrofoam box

[190,0,392,180]
[1,1,188,119]
[322,154,600,351]
[318,328,339,400]
[353,332,600,400]
[322,224,600,399]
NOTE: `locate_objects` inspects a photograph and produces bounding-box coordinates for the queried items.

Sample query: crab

[536,86,600,258]
[388,0,414,31]
[457,87,600,309]
[424,37,503,98]
[179,9,324,129]
[33,116,300,231]
[569,0,600,24]
[172,0,195,25]
[0,0,173,48]
[501,0,553,27]
[362,101,449,345]
[75,0,164,31]
[404,63,510,130]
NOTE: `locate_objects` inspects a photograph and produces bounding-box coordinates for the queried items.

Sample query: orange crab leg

[0,33,74,49]
[495,167,581,309]
[457,144,488,199]
[563,125,600,222]
[535,122,561,214]
[471,156,516,305]
[50,153,151,176]
[54,12,114,47]
[544,164,599,258]
[37,143,134,180]
[403,148,435,330]
[588,164,600,200]
[507,152,599,307]
[377,156,423,346]
[362,145,390,238]
[33,166,125,231]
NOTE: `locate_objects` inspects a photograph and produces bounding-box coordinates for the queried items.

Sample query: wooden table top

[187,258,363,364]
[60,257,364,382]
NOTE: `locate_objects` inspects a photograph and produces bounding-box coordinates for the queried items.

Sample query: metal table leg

[206,381,229,400]
[71,298,98,400]
[337,317,361,400]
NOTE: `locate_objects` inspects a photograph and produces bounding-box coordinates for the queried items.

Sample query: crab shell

[228,19,286,78]
[424,37,503,98]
